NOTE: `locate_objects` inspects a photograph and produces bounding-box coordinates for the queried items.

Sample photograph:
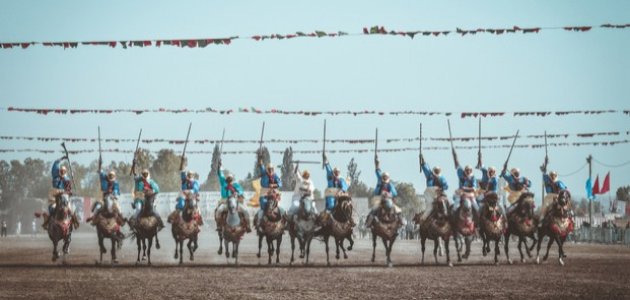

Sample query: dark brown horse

[478,192,506,264]
[413,193,453,267]
[129,193,162,266]
[504,192,538,264]
[368,195,401,267]
[288,195,317,265]
[254,191,286,264]
[316,193,355,266]
[450,191,476,262]
[536,190,574,266]
[94,194,126,265]
[167,195,200,265]
[39,193,76,263]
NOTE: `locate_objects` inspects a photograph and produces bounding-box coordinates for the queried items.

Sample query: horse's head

[104,194,116,213]
[412,212,423,225]
[516,192,535,219]
[483,192,500,220]
[380,192,394,212]
[265,190,280,213]
[336,194,354,219]
[143,192,155,214]
[434,193,449,218]
[554,189,571,218]
[227,196,238,215]
[300,195,315,216]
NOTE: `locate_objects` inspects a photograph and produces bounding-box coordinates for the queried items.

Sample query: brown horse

[504,192,538,264]
[478,192,506,265]
[536,190,574,266]
[129,193,162,266]
[288,195,317,265]
[254,191,286,264]
[368,195,401,267]
[413,193,453,267]
[450,191,476,262]
[167,196,200,265]
[39,193,76,263]
[316,193,355,266]
[93,194,126,265]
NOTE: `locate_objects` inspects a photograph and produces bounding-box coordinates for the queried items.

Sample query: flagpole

[587,154,593,225]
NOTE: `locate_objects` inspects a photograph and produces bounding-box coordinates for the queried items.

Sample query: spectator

[1,220,7,237]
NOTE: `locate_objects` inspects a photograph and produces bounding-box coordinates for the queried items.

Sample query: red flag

[592,175,600,195]
[601,172,610,194]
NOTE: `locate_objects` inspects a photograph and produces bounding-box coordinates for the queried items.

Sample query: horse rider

[420,154,449,219]
[540,157,569,221]
[217,159,251,232]
[322,154,349,218]
[255,156,283,230]
[289,164,318,221]
[42,156,78,229]
[501,165,532,215]
[476,161,499,206]
[451,150,479,217]
[365,156,401,228]
[171,162,202,225]
[87,160,123,226]
[130,168,164,230]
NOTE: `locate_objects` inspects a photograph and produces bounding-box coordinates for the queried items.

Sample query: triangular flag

[592,175,600,195]
[601,172,610,194]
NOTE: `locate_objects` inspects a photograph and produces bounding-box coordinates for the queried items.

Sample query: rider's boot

[41,215,49,230]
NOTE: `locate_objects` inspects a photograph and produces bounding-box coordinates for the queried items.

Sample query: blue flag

[585,177,595,200]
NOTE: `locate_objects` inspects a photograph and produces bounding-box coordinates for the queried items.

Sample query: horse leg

[324,235,331,266]
[335,238,340,260]
[504,232,512,264]
[154,227,161,249]
[535,231,544,264]
[371,232,377,263]
[556,238,565,266]
[526,233,536,258]
[347,235,354,251]
[275,237,282,264]
[305,237,312,265]
[142,238,147,260]
[98,232,106,264]
[543,236,554,262]
[444,238,453,267]
[234,241,240,266]
[256,233,263,259]
[420,237,426,264]
[217,231,223,255]
[224,239,230,260]
[387,237,396,267]
[52,240,59,262]
[454,234,462,262]
[111,238,118,264]
[147,237,153,266]
[432,238,439,265]
[267,236,273,265]
[136,237,141,265]
[493,239,500,265]
[299,237,306,259]
[188,239,194,261]
[179,240,184,265]
[290,234,295,264]
[173,234,179,260]
[463,236,471,259]
[517,237,525,263]
[340,238,348,259]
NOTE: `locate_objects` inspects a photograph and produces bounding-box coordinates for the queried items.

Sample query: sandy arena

[0,228,629,300]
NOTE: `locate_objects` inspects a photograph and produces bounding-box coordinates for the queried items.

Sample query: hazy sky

[0,0,628,205]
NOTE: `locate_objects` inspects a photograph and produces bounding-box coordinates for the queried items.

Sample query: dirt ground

[0,228,629,300]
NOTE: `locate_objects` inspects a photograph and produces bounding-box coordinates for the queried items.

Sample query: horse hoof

[148,262,152,266]
[348,246,353,251]
[387,262,393,268]
[190,256,194,261]
[156,243,161,250]
[218,249,222,255]
[543,256,549,262]
[256,253,261,258]
[327,262,331,267]
[344,254,348,259]
[495,261,500,266]
[335,255,340,260]
[559,258,565,266]
[101,249,107,254]
[179,261,183,265]
[299,254,304,259]
[521,258,526,264]
[448,262,453,267]
[135,261,140,266]
[508,259,513,265]
[536,256,540,264]
[226,252,230,258]
[112,260,118,265]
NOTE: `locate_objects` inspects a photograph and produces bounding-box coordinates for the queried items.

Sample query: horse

[368,195,401,267]
[536,190,574,266]
[478,192,506,265]
[129,192,162,266]
[414,193,453,267]
[254,191,286,264]
[41,193,76,263]
[504,192,538,264]
[288,195,317,265]
[94,194,126,264]
[216,196,248,265]
[450,191,477,262]
[316,193,355,266]
[167,194,200,265]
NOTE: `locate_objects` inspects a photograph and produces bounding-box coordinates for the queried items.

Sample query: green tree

[280,147,295,191]
[252,147,271,179]
[201,144,221,191]
[395,182,422,217]
[150,149,181,192]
